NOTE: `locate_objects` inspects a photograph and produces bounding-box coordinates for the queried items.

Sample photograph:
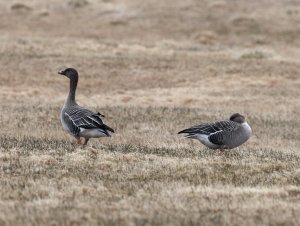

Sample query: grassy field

[1,0,300,225]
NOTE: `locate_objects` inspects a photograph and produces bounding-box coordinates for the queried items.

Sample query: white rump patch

[195,134,219,149]
[79,128,109,138]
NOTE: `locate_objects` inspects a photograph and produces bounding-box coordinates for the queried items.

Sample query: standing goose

[58,68,114,145]
[178,113,251,150]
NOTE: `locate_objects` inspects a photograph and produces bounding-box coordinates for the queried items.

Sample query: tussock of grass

[241,51,267,59]
[68,0,88,8]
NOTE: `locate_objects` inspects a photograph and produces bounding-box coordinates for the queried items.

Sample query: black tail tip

[96,112,105,118]
[104,124,115,133]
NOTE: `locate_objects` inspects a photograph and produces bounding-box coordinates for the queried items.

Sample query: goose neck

[66,76,78,105]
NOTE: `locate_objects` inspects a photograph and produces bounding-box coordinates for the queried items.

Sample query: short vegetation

[0,0,300,225]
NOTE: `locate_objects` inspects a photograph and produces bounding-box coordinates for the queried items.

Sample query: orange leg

[83,138,90,145]
[75,137,81,145]
[219,145,228,152]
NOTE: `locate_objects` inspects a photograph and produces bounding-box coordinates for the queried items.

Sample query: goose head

[229,113,245,124]
[58,68,78,79]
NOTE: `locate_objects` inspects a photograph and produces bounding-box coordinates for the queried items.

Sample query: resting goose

[178,113,251,150]
[58,68,114,145]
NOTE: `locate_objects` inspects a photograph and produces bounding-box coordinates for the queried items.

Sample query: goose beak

[58,70,64,75]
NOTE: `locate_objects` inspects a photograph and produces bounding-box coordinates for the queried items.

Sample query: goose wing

[178,120,236,135]
[207,121,240,145]
[65,106,114,136]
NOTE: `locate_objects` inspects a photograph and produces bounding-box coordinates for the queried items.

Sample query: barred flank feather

[178,115,251,149]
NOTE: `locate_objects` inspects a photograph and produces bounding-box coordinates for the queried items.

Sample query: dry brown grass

[1,0,300,225]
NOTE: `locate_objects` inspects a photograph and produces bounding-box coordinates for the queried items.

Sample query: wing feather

[65,106,114,136]
[178,120,238,138]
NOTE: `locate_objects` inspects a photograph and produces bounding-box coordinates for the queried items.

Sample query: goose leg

[83,138,90,145]
[75,137,81,145]
[219,145,227,152]
[219,145,229,152]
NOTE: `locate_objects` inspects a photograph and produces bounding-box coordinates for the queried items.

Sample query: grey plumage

[62,106,114,137]
[178,113,252,150]
[58,68,114,145]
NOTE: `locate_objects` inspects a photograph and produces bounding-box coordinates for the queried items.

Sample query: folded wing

[178,120,238,145]
[65,106,114,137]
